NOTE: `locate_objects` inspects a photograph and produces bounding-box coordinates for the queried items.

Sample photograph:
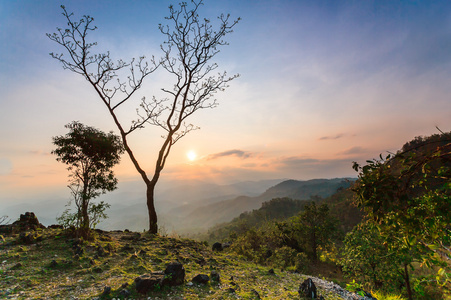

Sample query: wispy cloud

[339,146,366,155]
[274,156,357,179]
[319,133,344,140]
[206,149,254,160]
[29,150,52,156]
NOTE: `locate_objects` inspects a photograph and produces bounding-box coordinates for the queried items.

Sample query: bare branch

[48,1,239,233]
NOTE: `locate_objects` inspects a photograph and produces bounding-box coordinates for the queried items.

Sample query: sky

[1,0,451,207]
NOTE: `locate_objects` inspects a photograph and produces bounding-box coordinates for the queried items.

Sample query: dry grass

[0,228,348,299]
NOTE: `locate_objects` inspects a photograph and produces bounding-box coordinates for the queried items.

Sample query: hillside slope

[0,227,369,299]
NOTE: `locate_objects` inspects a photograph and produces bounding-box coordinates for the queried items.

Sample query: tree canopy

[52,121,124,238]
[350,132,451,299]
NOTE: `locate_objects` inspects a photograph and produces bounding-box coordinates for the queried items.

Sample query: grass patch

[0,228,352,299]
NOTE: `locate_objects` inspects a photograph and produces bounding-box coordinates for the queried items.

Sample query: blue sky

[1,0,451,205]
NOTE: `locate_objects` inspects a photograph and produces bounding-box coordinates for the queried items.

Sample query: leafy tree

[290,202,338,262]
[52,121,124,238]
[340,220,404,291]
[352,132,451,299]
[47,1,239,233]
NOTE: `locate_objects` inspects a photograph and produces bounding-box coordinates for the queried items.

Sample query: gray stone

[299,278,317,298]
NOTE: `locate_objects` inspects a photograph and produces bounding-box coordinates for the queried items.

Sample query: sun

[187,150,197,161]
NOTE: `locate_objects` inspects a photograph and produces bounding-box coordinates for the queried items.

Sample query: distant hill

[3,177,355,236]
[199,182,362,243]
[174,178,355,234]
[98,178,286,232]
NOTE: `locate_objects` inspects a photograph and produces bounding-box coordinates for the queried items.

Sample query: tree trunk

[311,228,318,263]
[81,182,90,238]
[146,183,158,234]
[404,264,413,300]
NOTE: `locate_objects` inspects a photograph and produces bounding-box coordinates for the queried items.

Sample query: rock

[11,262,22,270]
[210,270,220,282]
[48,224,63,229]
[74,246,84,256]
[163,261,185,286]
[299,278,317,299]
[19,232,42,244]
[121,244,134,252]
[102,286,111,295]
[192,274,209,284]
[16,212,44,227]
[1,212,46,235]
[97,245,107,257]
[50,260,58,268]
[135,273,165,294]
[196,257,206,266]
[118,289,130,297]
[212,242,223,251]
[134,262,185,294]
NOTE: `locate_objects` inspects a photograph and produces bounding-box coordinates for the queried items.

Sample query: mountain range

[2,177,355,235]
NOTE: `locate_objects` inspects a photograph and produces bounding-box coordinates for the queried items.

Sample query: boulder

[210,270,220,282]
[163,261,185,286]
[192,274,209,284]
[0,212,45,235]
[212,242,223,251]
[299,278,317,298]
[134,262,185,294]
[14,212,45,230]
[135,272,165,294]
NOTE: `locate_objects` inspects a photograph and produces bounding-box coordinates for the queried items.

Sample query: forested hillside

[178,178,353,234]
[200,132,451,300]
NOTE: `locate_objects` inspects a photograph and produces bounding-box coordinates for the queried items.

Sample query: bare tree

[0,215,9,225]
[47,1,240,233]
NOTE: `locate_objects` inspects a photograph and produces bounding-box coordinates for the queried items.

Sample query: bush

[295,252,310,273]
[269,246,297,269]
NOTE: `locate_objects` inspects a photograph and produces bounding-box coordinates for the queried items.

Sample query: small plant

[372,290,406,300]
[346,280,365,296]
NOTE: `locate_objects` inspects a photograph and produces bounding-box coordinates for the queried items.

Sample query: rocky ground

[0,214,373,299]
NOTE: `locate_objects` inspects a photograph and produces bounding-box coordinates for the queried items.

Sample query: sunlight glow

[187,150,197,161]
